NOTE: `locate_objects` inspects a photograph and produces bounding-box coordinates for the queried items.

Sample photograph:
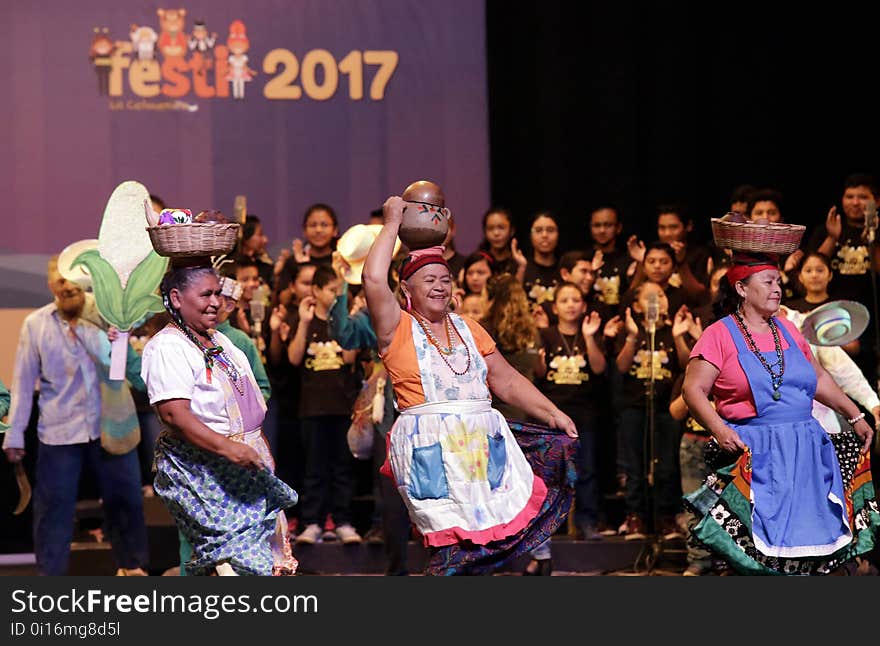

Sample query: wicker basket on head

[711,218,805,254]
[146,223,240,258]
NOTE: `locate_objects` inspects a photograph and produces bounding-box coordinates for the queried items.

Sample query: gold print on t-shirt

[594,275,620,305]
[547,353,588,385]
[834,244,869,275]
[305,340,345,371]
[528,282,556,304]
[632,348,672,381]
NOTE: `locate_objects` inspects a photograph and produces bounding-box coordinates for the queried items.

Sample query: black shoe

[523,558,552,576]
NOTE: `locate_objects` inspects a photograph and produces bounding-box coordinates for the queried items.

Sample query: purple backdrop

[2,0,489,258]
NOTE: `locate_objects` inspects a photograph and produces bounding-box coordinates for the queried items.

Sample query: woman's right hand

[383,195,405,226]
[223,441,265,470]
[713,425,747,454]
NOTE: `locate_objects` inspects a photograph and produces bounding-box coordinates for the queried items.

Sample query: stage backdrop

[1,0,489,308]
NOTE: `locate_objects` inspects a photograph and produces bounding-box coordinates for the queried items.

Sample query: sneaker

[322,514,337,542]
[660,516,685,541]
[115,567,148,576]
[621,513,647,541]
[580,524,604,541]
[335,524,363,544]
[363,526,385,544]
[295,523,323,545]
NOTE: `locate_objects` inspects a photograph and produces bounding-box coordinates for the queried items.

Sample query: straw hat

[58,239,99,289]
[336,224,401,285]
[801,300,869,347]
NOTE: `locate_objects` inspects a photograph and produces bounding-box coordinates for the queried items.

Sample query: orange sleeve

[461,316,497,357]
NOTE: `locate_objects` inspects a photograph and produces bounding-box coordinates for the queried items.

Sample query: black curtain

[487,1,880,251]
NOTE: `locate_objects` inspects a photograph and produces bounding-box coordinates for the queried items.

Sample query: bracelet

[847,412,866,425]
[625,335,637,344]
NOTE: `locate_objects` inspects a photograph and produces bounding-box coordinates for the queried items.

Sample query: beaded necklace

[732,309,785,401]
[414,312,472,375]
[170,317,245,396]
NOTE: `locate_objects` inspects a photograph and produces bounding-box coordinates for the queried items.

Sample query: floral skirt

[685,430,879,575]
[154,431,299,576]
[424,420,578,575]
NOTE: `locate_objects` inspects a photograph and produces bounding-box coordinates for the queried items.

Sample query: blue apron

[721,315,851,557]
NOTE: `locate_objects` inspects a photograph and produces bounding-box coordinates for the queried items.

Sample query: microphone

[646,291,659,334]
[865,199,878,243]
[250,285,267,337]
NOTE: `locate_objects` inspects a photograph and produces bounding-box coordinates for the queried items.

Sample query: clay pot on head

[399,180,451,249]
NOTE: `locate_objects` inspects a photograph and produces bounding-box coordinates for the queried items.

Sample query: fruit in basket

[720,211,748,223]
[193,209,228,224]
[158,208,193,225]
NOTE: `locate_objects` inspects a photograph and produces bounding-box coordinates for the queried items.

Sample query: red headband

[726,263,777,286]
[400,245,449,281]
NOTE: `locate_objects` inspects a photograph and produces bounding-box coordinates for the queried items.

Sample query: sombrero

[58,239,99,289]
[336,224,401,285]
[801,300,869,347]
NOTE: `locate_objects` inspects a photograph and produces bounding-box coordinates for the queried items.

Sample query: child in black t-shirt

[535,282,607,541]
[607,281,689,539]
[289,265,361,545]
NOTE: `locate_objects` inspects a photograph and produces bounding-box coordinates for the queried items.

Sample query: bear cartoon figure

[157,8,187,59]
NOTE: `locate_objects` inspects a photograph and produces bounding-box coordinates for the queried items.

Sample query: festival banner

[2,0,489,295]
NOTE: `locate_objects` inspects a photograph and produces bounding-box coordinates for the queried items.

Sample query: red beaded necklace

[414,312,472,376]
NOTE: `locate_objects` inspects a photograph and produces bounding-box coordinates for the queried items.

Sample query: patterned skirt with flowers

[685,430,879,575]
[423,420,578,575]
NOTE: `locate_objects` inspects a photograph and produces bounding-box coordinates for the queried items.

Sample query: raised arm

[363,196,404,354]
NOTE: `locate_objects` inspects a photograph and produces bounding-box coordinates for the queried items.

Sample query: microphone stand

[634,314,664,573]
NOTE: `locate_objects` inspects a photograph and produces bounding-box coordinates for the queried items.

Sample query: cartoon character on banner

[188,19,217,73]
[129,24,158,61]
[226,20,256,99]
[89,27,115,95]
[157,7,187,59]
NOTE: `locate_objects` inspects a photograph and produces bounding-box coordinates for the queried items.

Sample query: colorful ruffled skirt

[686,428,879,575]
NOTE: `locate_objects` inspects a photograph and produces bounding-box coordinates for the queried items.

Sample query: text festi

[105,44,398,101]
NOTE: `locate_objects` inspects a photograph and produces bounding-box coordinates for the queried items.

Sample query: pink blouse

[689,316,813,420]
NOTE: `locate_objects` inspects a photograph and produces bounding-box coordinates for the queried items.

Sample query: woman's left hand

[548,409,578,438]
[853,418,874,455]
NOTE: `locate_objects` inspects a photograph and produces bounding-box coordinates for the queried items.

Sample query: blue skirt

[154,433,298,576]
